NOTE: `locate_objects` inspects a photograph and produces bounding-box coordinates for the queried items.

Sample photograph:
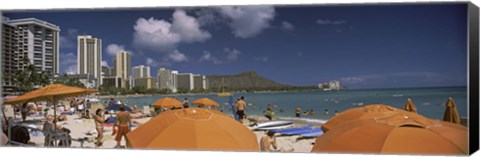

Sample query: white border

[0,0,478,157]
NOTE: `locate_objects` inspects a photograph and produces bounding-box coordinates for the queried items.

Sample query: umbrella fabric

[4,84,97,104]
[403,98,417,113]
[126,108,259,151]
[152,97,183,109]
[321,104,403,132]
[106,104,132,112]
[192,98,220,107]
[311,111,468,155]
[443,97,461,124]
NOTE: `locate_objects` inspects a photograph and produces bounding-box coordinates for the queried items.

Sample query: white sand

[20,113,315,152]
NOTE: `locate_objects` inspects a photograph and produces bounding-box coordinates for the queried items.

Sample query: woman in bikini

[93,108,105,147]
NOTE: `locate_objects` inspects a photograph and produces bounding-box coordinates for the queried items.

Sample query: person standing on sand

[235,96,247,122]
[260,131,294,152]
[93,108,105,147]
[295,106,302,117]
[21,103,29,122]
[113,105,131,148]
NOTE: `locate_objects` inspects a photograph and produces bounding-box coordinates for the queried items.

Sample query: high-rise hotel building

[5,18,60,74]
[113,51,131,88]
[77,35,102,87]
[2,17,60,95]
[133,65,153,89]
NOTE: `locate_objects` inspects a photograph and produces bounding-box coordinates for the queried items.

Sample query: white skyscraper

[77,35,102,86]
[113,51,131,88]
[132,65,151,79]
[5,18,60,74]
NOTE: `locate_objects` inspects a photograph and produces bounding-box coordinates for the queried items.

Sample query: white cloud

[218,6,275,38]
[199,51,222,64]
[281,21,294,31]
[199,48,241,64]
[59,29,79,49]
[133,9,211,53]
[101,60,108,67]
[225,48,241,61]
[106,44,125,56]
[172,10,212,43]
[316,19,347,25]
[168,50,189,62]
[60,52,77,74]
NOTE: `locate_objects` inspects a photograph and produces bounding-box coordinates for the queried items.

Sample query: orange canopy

[4,84,96,104]
[192,98,220,107]
[151,97,183,109]
[321,104,403,132]
[403,98,417,113]
[443,97,461,124]
[126,108,259,151]
[312,111,468,155]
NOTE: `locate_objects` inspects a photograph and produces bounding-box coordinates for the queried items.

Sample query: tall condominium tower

[132,65,151,79]
[77,35,102,87]
[5,18,60,74]
[113,51,131,88]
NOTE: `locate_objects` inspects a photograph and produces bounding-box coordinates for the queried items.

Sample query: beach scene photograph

[0,2,471,156]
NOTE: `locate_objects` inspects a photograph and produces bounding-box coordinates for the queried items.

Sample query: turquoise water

[101,87,468,123]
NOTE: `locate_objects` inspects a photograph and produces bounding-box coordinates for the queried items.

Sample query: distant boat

[217,78,232,97]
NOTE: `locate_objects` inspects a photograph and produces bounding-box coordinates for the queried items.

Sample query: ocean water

[101,87,468,124]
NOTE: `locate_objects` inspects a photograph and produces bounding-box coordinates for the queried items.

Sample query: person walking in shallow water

[235,96,247,122]
[295,106,302,117]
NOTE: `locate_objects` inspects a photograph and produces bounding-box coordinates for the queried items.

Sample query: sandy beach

[13,110,316,152]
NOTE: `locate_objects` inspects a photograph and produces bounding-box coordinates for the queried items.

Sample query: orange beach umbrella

[312,111,468,155]
[403,98,417,113]
[126,108,259,151]
[443,97,461,124]
[4,84,96,105]
[151,97,183,109]
[321,104,402,132]
[3,84,96,128]
[192,98,220,107]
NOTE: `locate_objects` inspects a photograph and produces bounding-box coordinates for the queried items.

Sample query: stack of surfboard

[250,121,324,137]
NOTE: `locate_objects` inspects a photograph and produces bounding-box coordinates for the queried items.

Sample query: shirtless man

[235,96,246,122]
[260,131,294,152]
[113,105,131,148]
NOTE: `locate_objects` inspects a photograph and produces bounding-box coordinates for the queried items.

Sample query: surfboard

[270,125,313,133]
[251,121,294,130]
[300,131,324,137]
[253,123,294,131]
[279,127,322,135]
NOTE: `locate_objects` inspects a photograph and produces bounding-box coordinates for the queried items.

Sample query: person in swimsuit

[235,96,246,122]
[260,131,294,152]
[182,98,190,108]
[93,108,105,147]
[295,106,302,117]
[113,105,131,148]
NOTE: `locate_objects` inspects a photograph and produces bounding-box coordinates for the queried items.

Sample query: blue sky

[3,3,468,89]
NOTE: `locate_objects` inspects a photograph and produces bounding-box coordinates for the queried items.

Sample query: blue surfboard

[270,125,313,133]
[279,127,322,135]
[301,131,324,137]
